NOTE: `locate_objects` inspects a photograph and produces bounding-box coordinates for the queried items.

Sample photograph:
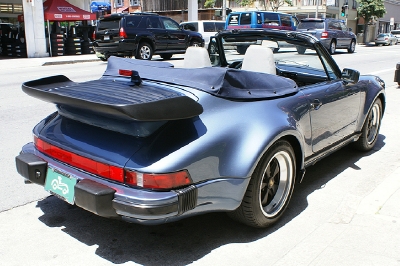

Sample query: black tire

[296,46,306,54]
[135,42,153,60]
[348,40,356,53]
[228,140,296,228]
[160,53,173,60]
[353,98,382,151]
[190,40,201,47]
[328,40,336,54]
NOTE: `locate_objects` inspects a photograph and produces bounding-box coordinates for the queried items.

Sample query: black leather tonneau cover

[22,75,203,121]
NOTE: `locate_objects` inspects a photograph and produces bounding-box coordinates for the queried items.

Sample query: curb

[42,58,101,66]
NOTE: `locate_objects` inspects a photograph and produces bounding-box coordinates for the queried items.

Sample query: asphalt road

[0,44,399,266]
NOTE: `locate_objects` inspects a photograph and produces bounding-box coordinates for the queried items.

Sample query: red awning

[43,0,96,21]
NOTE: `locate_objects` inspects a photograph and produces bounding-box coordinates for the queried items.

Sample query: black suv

[296,18,356,54]
[93,13,204,60]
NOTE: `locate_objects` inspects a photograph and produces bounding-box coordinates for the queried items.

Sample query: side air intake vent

[176,185,197,214]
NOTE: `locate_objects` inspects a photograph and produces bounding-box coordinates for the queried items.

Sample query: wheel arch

[137,37,155,51]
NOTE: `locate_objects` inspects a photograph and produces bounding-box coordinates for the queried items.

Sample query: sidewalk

[0,54,101,69]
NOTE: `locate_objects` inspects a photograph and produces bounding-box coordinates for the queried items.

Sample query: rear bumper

[93,42,136,56]
[16,143,248,224]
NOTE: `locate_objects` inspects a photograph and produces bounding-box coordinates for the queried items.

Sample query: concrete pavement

[0,53,400,265]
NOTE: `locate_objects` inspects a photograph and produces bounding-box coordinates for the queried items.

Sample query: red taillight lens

[119,69,133,76]
[125,170,192,189]
[321,32,328,38]
[92,31,96,40]
[34,136,124,182]
[119,27,127,39]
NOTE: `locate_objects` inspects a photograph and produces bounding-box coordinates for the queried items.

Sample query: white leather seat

[183,46,212,68]
[241,45,276,75]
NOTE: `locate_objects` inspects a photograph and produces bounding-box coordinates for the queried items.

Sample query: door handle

[311,99,322,110]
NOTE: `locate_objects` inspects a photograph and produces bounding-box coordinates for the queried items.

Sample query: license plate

[44,167,77,204]
[103,35,110,41]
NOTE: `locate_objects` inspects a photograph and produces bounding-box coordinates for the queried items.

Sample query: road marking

[368,68,395,75]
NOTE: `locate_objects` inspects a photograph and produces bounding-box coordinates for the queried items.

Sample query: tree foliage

[205,0,216,8]
[236,0,292,11]
[268,0,293,12]
[356,0,386,22]
[235,0,255,7]
[356,0,386,43]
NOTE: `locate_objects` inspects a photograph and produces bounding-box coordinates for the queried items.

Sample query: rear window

[215,22,225,31]
[391,30,400,35]
[297,21,324,30]
[98,19,120,30]
[203,22,225,32]
[181,22,198,31]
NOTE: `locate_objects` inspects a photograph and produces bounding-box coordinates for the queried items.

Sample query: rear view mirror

[342,68,360,84]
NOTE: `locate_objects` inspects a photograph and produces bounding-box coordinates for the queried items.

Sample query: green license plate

[44,167,77,204]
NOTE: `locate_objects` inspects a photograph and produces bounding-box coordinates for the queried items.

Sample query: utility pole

[222,0,227,21]
[315,0,319,18]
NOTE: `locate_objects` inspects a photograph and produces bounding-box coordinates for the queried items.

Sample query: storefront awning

[90,2,111,12]
[43,0,96,21]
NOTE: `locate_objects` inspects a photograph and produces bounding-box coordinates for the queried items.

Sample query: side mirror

[349,28,353,32]
[342,68,360,84]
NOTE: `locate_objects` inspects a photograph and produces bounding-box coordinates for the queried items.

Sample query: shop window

[130,0,140,6]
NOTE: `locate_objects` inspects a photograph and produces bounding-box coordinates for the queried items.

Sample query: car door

[145,17,169,50]
[160,17,187,50]
[302,51,360,152]
[339,21,352,47]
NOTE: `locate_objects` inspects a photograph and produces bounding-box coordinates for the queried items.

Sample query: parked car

[180,20,225,49]
[374,33,398,46]
[296,18,356,54]
[390,29,400,42]
[92,13,204,60]
[226,11,299,30]
[16,28,385,228]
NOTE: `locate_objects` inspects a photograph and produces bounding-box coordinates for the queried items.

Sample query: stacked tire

[65,37,82,55]
[50,33,65,56]
[5,42,16,57]
[15,42,27,58]
[81,40,94,54]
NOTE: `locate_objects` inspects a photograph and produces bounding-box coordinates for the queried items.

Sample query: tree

[205,0,216,8]
[235,0,255,7]
[356,0,386,43]
[266,0,293,12]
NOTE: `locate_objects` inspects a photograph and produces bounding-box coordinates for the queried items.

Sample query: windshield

[209,33,338,87]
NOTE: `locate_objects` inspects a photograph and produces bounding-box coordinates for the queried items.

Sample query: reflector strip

[34,136,124,183]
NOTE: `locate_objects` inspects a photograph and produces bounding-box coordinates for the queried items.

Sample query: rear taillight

[321,32,328,38]
[34,136,192,190]
[119,27,127,39]
[34,136,124,183]
[125,170,192,189]
[92,31,96,40]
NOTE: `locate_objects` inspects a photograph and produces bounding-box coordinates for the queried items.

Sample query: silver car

[374,33,398,46]
[296,18,356,54]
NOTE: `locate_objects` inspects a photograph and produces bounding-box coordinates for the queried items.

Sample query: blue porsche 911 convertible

[15,29,385,228]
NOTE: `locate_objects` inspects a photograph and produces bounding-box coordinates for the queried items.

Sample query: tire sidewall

[136,42,153,60]
[249,140,296,226]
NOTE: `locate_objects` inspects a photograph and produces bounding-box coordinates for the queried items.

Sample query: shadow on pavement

[36,134,386,266]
